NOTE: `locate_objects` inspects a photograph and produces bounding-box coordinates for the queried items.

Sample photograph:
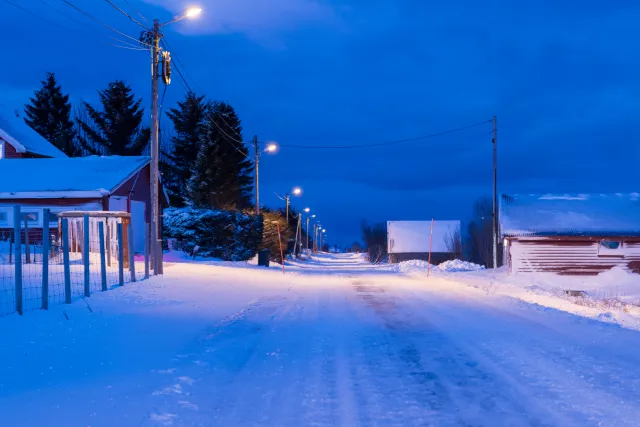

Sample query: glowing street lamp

[265,142,279,153]
[292,187,302,196]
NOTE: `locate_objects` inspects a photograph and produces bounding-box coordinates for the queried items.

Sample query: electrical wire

[277,120,493,149]
[123,0,148,23]
[4,0,148,51]
[166,46,251,159]
[38,0,143,49]
[103,0,146,29]
[61,0,152,48]
[163,38,246,145]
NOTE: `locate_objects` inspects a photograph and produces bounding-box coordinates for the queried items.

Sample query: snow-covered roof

[501,193,640,237]
[0,156,150,199]
[0,105,68,158]
[387,220,461,253]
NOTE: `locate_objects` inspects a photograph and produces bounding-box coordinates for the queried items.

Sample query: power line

[5,0,147,51]
[4,0,70,31]
[61,0,152,48]
[277,120,493,149]
[162,38,246,144]
[123,0,148,23]
[103,0,146,29]
[165,42,251,158]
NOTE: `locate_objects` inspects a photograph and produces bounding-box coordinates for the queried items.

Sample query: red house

[501,194,640,275]
[0,156,167,253]
[0,107,67,159]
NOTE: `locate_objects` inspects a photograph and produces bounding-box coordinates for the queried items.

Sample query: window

[599,240,624,256]
[0,211,7,225]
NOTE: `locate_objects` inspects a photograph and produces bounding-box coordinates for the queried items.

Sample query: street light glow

[265,142,278,153]
[185,7,202,18]
[322,229,326,233]
[311,214,316,218]
[292,187,302,196]
[304,208,310,213]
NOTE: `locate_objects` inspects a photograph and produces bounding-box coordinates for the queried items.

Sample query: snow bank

[391,259,485,274]
[437,259,485,272]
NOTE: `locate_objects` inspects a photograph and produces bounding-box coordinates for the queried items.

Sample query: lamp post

[254,141,279,215]
[276,186,302,220]
[146,7,202,275]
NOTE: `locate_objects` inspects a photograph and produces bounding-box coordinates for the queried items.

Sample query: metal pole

[83,214,90,297]
[254,135,260,215]
[492,115,498,269]
[306,217,310,252]
[13,206,22,315]
[150,19,162,275]
[42,209,49,309]
[285,194,289,221]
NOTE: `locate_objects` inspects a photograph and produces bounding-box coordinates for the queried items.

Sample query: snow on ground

[2,253,640,426]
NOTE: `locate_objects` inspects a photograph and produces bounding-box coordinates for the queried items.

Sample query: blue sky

[1,0,639,246]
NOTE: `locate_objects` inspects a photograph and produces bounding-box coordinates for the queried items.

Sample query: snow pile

[393,259,432,274]
[437,259,485,272]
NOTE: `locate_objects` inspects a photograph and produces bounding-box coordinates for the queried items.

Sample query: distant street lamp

[275,187,302,220]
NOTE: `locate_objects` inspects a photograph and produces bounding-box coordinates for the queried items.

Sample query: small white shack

[387,220,461,264]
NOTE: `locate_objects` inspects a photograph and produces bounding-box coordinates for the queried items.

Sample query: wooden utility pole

[254,135,260,215]
[150,19,162,275]
[492,115,498,269]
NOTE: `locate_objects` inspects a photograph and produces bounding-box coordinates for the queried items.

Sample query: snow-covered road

[2,253,640,426]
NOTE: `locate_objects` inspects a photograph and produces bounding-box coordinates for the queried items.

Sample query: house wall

[1,140,49,159]
[389,252,460,265]
[507,237,640,275]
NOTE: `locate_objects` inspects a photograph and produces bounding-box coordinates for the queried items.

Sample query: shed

[501,194,640,275]
[387,220,462,264]
[0,156,168,253]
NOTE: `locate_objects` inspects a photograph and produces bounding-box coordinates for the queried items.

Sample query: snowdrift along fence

[0,207,149,317]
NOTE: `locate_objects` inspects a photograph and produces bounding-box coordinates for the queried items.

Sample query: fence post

[144,223,150,279]
[117,222,124,286]
[106,219,112,267]
[13,206,22,315]
[83,214,90,297]
[24,216,30,264]
[62,218,71,304]
[42,209,50,310]
[98,222,107,291]
[128,222,136,283]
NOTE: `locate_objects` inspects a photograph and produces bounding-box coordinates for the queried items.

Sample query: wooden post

[98,222,107,291]
[42,209,50,310]
[106,219,112,267]
[13,206,22,315]
[128,222,136,283]
[427,218,434,277]
[144,223,150,279]
[62,218,71,304]
[277,222,285,275]
[117,222,124,286]
[24,216,30,264]
[123,218,130,269]
[83,214,90,297]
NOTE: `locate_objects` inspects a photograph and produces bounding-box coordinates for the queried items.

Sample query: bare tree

[467,196,497,268]
[444,224,463,260]
[361,221,387,264]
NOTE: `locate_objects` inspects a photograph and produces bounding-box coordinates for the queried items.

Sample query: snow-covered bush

[163,207,262,261]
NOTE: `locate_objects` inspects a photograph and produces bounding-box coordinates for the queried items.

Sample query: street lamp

[275,186,302,220]
[292,187,302,196]
[254,139,279,215]
[265,142,279,153]
[147,6,202,276]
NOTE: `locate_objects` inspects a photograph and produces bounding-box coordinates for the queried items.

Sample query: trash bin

[258,249,270,267]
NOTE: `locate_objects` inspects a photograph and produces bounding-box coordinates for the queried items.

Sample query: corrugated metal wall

[509,239,640,275]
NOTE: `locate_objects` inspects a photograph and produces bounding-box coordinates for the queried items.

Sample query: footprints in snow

[150,365,199,425]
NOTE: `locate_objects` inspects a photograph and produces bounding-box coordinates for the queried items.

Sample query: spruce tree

[165,92,210,206]
[76,80,149,156]
[24,72,79,156]
[187,101,254,210]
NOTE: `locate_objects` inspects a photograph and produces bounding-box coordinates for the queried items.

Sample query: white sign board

[387,220,461,253]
